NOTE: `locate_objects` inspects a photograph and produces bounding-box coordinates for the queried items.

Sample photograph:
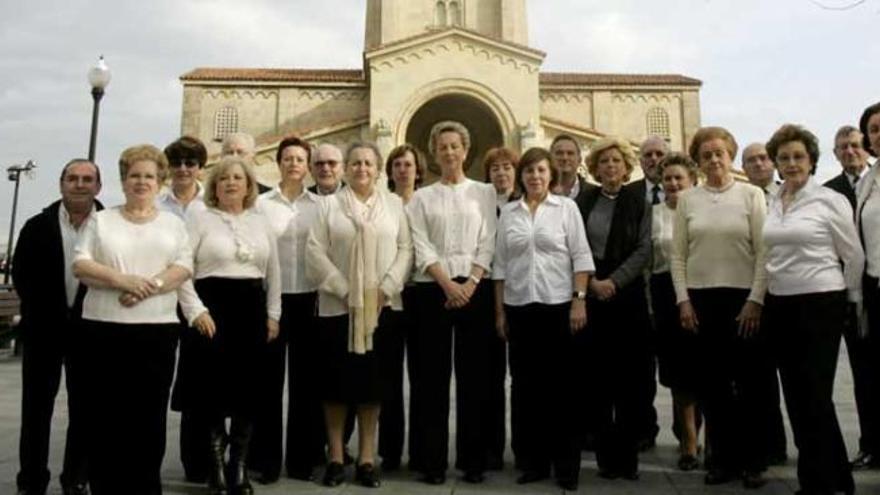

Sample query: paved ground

[1,345,879,495]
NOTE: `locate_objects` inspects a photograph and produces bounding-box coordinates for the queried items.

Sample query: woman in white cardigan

[306,142,413,488]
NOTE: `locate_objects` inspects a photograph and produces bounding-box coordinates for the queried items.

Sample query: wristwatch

[573,290,587,300]
[153,277,165,290]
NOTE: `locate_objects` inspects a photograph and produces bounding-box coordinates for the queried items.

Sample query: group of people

[12,100,880,495]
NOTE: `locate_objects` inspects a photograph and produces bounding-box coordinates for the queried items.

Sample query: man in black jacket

[13,159,102,495]
[825,125,879,470]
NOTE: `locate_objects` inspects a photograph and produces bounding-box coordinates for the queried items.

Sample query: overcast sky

[0,0,877,248]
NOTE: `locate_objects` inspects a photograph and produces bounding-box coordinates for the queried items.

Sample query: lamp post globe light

[4,160,37,285]
[87,55,111,162]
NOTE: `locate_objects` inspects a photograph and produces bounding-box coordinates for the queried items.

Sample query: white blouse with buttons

[257,187,323,294]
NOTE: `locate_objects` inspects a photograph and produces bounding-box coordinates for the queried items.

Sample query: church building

[179,0,702,184]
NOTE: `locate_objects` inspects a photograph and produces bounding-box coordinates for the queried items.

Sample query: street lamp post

[87,56,111,162]
[3,161,37,285]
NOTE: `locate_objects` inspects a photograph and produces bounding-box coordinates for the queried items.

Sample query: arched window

[435,1,447,26]
[646,107,670,138]
[449,1,462,26]
[214,106,238,141]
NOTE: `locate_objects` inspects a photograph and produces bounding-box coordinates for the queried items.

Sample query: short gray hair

[221,132,255,155]
[834,125,862,144]
[428,121,471,155]
[311,143,343,166]
[345,141,383,167]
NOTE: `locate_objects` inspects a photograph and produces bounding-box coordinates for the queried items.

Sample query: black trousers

[377,302,407,464]
[408,281,493,475]
[175,330,210,481]
[82,320,178,495]
[689,288,769,474]
[483,311,507,465]
[579,282,651,475]
[507,302,579,481]
[17,322,88,492]
[765,290,854,495]
[847,275,880,456]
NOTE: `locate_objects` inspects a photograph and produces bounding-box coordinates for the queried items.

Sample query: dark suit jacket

[824,173,857,210]
[12,200,103,335]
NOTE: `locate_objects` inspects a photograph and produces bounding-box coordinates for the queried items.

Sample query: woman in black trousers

[406,121,497,485]
[763,124,862,495]
[576,137,652,481]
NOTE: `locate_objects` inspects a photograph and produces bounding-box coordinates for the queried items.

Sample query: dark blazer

[576,182,648,282]
[824,172,857,210]
[12,200,103,334]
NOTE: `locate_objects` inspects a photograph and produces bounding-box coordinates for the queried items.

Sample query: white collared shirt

[651,203,675,274]
[764,179,863,301]
[59,204,96,308]
[860,173,880,278]
[645,179,665,205]
[407,178,496,282]
[156,183,207,220]
[257,187,323,293]
[493,194,594,306]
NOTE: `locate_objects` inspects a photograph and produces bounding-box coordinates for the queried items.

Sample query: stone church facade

[179,0,701,184]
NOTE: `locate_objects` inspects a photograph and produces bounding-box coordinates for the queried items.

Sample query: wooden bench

[0,285,20,347]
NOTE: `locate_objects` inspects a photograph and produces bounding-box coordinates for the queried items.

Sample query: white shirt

[74,207,193,324]
[156,183,207,220]
[859,173,880,278]
[178,207,282,324]
[764,179,863,301]
[257,187,323,294]
[306,189,413,316]
[407,178,496,282]
[59,204,96,308]
[651,203,675,274]
[645,179,665,205]
[493,195,594,305]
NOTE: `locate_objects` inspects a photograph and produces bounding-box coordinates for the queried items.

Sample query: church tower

[364,0,529,51]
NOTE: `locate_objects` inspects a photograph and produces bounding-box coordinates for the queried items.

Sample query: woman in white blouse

[177,156,281,495]
[649,153,701,471]
[306,142,412,488]
[73,144,193,494]
[406,121,496,485]
[671,126,769,488]
[493,147,592,491]
[764,124,863,495]
[254,136,325,482]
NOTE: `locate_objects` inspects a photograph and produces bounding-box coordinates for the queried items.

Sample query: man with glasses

[158,136,208,219]
[827,126,871,209]
[308,143,346,195]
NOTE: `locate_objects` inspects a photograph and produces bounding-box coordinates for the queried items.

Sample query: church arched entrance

[405,93,504,183]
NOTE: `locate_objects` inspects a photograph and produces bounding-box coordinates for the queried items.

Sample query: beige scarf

[339,187,383,354]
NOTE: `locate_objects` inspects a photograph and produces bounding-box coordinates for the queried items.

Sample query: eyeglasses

[170,158,201,168]
[314,160,340,168]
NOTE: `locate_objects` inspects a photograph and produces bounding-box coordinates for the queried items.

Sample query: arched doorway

[405,93,504,183]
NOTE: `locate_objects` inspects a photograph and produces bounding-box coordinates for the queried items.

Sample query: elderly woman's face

[346,147,378,194]
[522,159,552,199]
[279,145,309,185]
[123,160,161,204]
[775,140,812,186]
[434,131,467,173]
[215,164,249,209]
[168,155,201,189]
[391,150,418,193]
[596,147,627,186]
[662,164,694,207]
[488,159,515,194]
[868,112,880,156]
[697,138,733,182]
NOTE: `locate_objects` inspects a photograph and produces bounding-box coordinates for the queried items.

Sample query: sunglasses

[170,158,201,169]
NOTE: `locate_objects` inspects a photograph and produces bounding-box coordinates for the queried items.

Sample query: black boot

[228,418,253,495]
[207,423,228,495]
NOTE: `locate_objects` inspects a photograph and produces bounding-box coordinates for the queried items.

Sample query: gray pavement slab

[2,345,880,494]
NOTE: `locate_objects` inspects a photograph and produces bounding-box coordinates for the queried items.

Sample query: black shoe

[557,477,578,490]
[381,457,401,472]
[207,425,228,495]
[637,436,656,452]
[742,470,767,489]
[677,454,700,471]
[462,470,485,483]
[704,468,736,485]
[322,462,345,487]
[516,471,549,484]
[62,483,90,495]
[598,468,619,480]
[355,463,381,488]
[227,420,253,495]
[254,470,279,485]
[852,451,880,470]
[420,472,446,485]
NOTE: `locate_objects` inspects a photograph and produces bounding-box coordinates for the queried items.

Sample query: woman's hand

[118,292,141,307]
[267,318,280,342]
[570,299,587,334]
[115,274,160,300]
[495,308,508,342]
[679,301,699,332]
[589,279,616,301]
[193,312,216,338]
[442,280,473,309]
[377,291,387,315]
[736,300,762,338]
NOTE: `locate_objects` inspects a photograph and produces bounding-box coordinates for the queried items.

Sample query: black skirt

[170,277,267,417]
[651,272,700,394]
[317,311,392,405]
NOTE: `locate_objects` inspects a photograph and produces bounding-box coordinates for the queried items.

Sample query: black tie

[651,184,661,205]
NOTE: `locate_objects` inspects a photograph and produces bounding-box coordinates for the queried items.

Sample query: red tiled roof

[540,72,701,87]
[180,68,365,83]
